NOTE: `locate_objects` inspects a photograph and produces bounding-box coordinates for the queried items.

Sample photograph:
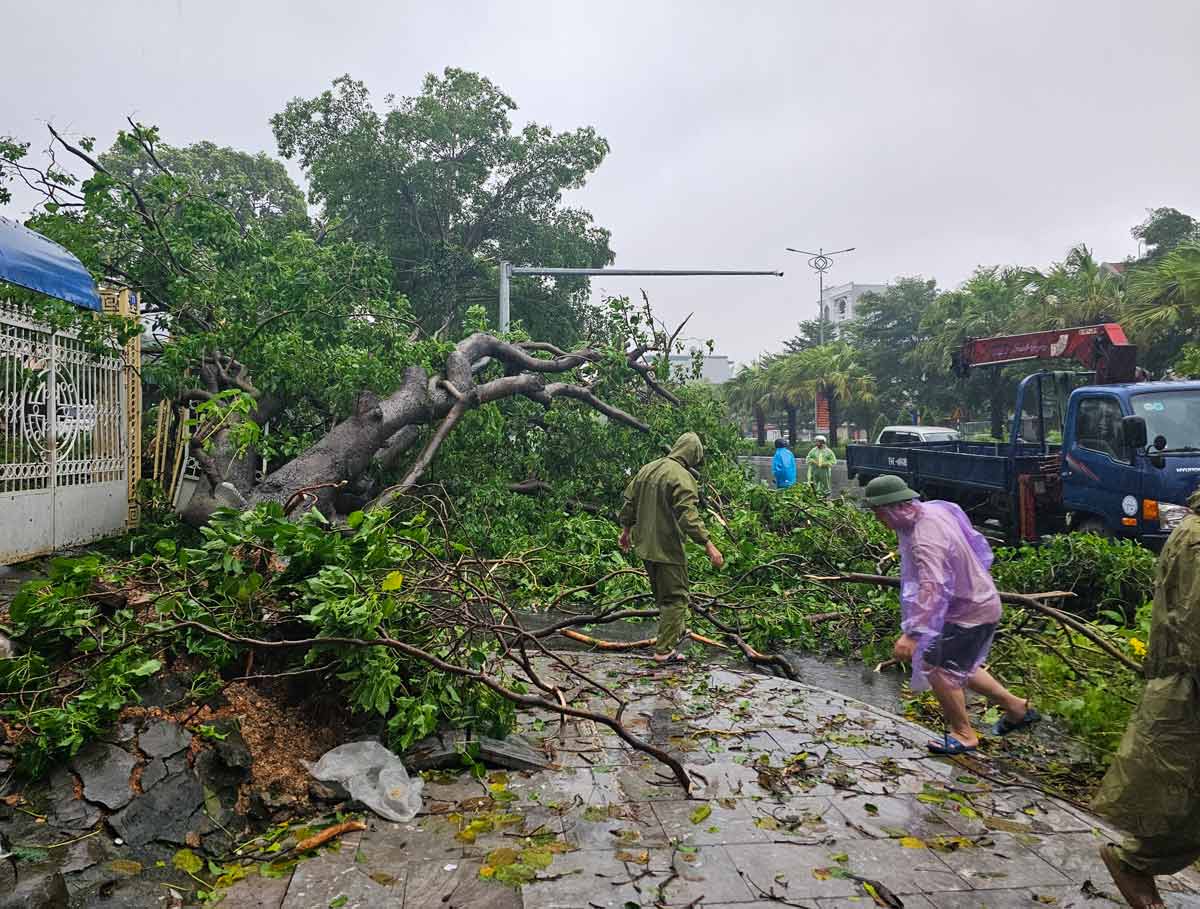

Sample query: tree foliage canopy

[271,69,614,342]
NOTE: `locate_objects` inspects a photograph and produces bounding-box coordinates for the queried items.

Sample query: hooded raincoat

[619,432,709,565]
[772,447,797,489]
[1091,488,1200,870]
[806,444,837,493]
[895,500,1002,691]
[620,433,710,654]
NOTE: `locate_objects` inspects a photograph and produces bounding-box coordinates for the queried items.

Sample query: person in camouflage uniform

[1091,488,1200,909]
[619,433,724,662]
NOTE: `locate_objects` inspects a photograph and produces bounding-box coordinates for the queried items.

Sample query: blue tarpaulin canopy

[0,216,101,311]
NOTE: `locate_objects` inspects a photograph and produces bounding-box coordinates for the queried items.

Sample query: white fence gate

[0,291,140,564]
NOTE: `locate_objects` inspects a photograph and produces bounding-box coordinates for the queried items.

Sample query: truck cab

[1063,382,1200,542]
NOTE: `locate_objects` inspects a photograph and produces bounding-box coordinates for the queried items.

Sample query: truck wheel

[1074,516,1112,538]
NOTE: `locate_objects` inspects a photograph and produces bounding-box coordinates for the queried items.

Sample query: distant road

[741,456,863,500]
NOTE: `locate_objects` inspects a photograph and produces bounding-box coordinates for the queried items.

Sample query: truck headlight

[1158,502,1191,532]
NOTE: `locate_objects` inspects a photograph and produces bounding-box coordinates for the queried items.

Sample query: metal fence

[0,290,140,563]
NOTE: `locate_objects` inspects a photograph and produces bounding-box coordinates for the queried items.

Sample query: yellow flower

[1129,637,1147,657]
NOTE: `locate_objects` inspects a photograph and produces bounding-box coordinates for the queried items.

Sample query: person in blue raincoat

[771,439,797,489]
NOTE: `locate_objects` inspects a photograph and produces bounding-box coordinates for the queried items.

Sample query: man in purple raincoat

[863,475,1039,754]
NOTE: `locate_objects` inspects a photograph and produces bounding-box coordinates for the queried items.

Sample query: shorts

[924,622,997,675]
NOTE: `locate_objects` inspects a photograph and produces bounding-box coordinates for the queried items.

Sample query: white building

[668,353,734,384]
[819,282,888,327]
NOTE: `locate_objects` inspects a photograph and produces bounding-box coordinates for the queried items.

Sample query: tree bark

[989,367,1006,440]
[181,334,654,525]
[828,394,840,447]
[786,405,798,448]
[754,406,767,446]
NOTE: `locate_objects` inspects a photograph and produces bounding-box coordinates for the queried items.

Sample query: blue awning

[0,216,101,311]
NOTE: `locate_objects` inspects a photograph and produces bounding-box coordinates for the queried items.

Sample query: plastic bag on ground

[302,740,424,822]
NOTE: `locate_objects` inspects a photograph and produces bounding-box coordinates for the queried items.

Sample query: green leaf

[172,848,204,874]
[347,510,365,529]
[381,571,404,591]
[689,803,713,824]
[329,896,348,908]
[131,659,162,677]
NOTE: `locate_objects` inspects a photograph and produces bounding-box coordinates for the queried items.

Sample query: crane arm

[952,323,1138,384]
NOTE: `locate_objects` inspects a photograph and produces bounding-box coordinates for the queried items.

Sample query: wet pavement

[219,653,1200,909]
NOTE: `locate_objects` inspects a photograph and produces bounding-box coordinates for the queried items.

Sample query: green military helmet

[862,475,920,507]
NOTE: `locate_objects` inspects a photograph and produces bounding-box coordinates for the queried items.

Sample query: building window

[837,298,847,317]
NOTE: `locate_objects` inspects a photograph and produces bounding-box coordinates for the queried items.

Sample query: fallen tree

[3,121,694,530]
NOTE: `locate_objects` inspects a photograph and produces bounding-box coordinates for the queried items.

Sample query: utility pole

[785,246,855,345]
[497,264,783,334]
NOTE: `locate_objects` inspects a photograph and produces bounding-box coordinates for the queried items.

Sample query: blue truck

[846,325,1200,545]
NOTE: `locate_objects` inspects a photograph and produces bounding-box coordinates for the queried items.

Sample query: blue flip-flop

[928,734,978,756]
[993,706,1041,737]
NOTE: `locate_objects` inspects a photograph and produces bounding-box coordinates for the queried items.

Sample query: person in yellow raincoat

[806,436,837,495]
[1091,487,1200,909]
[619,433,724,662]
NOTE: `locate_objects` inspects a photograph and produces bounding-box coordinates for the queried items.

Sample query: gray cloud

[4,0,1197,364]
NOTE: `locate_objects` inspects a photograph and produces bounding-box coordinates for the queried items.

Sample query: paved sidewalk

[222,654,1200,909]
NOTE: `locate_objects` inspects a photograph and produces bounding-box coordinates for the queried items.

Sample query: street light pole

[785,246,855,345]
[785,245,855,440]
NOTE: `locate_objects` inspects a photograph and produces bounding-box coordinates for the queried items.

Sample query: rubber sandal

[1100,844,1165,908]
[993,705,1041,737]
[927,734,978,756]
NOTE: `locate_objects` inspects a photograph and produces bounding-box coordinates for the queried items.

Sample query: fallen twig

[295,819,367,853]
[804,573,1140,674]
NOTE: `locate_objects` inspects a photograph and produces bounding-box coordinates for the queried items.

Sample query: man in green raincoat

[1091,488,1200,909]
[619,433,724,663]
[806,435,837,495]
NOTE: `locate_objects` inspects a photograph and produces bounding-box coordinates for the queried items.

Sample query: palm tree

[1126,241,1200,377]
[1126,241,1200,331]
[777,342,875,446]
[1023,245,1124,329]
[725,364,771,445]
[918,267,1027,438]
[763,354,809,446]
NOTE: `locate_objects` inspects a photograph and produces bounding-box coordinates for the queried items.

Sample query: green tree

[1132,207,1199,261]
[775,342,874,447]
[918,267,1027,438]
[847,278,937,425]
[782,319,826,353]
[763,354,810,445]
[99,138,309,234]
[1127,241,1200,376]
[725,363,772,445]
[1023,245,1123,328]
[271,69,613,342]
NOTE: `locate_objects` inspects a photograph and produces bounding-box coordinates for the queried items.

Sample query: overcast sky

[4,1,1198,365]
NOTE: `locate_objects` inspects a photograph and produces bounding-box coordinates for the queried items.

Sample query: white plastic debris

[302,740,424,822]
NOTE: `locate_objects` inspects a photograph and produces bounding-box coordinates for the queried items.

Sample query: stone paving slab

[219,652,1200,908]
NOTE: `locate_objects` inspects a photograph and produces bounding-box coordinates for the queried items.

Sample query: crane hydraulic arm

[952,323,1139,385]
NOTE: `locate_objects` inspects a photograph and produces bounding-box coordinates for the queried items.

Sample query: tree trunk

[828,395,840,447]
[786,406,797,447]
[989,367,1005,440]
[754,406,767,446]
[180,334,655,525]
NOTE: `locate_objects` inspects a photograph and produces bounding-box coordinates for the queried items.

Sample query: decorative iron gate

[0,291,140,563]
